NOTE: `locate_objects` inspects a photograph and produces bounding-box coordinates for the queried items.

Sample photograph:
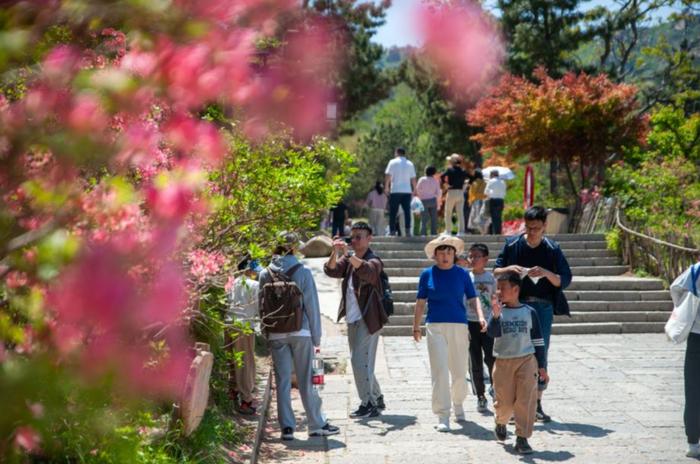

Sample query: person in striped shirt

[487,271,548,455]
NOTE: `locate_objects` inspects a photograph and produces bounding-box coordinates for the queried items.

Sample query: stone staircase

[371,234,673,336]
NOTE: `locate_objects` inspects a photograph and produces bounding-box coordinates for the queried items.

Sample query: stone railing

[616,208,700,284]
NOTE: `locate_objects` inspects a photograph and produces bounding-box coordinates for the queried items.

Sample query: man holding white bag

[666,262,700,458]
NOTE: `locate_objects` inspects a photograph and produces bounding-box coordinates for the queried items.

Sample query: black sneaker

[281,427,294,441]
[367,405,380,417]
[376,395,386,410]
[536,403,552,423]
[309,423,340,437]
[515,436,533,455]
[350,403,374,418]
[494,424,507,442]
[477,396,488,412]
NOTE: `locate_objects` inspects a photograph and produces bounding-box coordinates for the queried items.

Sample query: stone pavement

[258,258,689,464]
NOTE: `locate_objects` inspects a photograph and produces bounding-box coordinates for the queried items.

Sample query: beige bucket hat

[424,235,465,259]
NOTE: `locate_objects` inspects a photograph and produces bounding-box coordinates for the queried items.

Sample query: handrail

[615,206,699,284]
[615,208,700,254]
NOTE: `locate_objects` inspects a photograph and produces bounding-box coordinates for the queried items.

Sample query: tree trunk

[549,160,558,194]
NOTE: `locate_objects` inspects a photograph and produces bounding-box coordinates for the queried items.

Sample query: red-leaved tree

[467,67,649,199]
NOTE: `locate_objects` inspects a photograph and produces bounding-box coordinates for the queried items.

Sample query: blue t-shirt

[417,265,477,324]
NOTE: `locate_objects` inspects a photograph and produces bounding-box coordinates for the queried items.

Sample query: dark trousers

[468,321,495,397]
[389,193,412,236]
[463,192,471,232]
[332,218,344,237]
[686,332,700,444]
[489,198,504,234]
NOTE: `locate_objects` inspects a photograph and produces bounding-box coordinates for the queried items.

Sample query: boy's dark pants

[468,321,495,397]
[686,332,700,444]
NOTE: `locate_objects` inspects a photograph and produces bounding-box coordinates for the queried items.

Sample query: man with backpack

[325,222,389,418]
[258,232,340,441]
[494,206,572,423]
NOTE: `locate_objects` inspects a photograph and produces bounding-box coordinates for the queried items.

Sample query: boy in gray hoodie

[258,232,339,441]
[487,271,548,455]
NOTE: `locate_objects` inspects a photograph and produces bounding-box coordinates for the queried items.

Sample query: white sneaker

[687,443,700,458]
[434,422,450,432]
[453,404,465,422]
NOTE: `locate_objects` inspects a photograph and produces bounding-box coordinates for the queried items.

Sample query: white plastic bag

[410,196,424,214]
[665,263,700,344]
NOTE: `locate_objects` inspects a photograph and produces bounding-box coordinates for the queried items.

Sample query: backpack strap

[691,263,699,297]
[285,263,303,279]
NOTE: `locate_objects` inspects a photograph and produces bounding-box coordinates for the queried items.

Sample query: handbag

[665,263,700,344]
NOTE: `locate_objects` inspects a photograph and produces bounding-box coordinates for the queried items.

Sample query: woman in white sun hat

[413,235,487,432]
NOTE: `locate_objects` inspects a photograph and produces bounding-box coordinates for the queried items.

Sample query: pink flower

[188,249,226,283]
[68,93,108,132]
[416,2,504,104]
[5,271,28,289]
[43,45,80,79]
[14,426,41,453]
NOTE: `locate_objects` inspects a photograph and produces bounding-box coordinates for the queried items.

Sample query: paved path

[259,258,689,464]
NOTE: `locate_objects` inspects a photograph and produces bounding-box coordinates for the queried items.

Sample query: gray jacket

[258,254,322,346]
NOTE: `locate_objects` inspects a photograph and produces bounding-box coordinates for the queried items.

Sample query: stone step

[381,257,620,268]
[390,300,672,315]
[386,311,669,327]
[381,321,666,336]
[385,265,630,278]
[387,277,665,291]
[389,289,670,303]
[371,233,606,243]
[378,249,617,259]
[371,241,608,251]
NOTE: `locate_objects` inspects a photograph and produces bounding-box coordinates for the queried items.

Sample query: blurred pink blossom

[416,2,504,104]
[14,426,41,453]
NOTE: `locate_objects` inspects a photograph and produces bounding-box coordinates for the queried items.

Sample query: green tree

[303,0,392,120]
[606,106,700,242]
[498,0,593,78]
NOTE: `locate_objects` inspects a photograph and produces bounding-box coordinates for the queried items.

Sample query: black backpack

[259,264,304,333]
[378,269,394,317]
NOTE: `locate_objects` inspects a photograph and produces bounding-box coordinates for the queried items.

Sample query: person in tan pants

[487,272,548,455]
[227,259,262,415]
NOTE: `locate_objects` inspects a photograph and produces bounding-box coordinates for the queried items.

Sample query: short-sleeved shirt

[417,265,477,324]
[385,156,416,193]
[468,270,496,322]
[441,167,469,190]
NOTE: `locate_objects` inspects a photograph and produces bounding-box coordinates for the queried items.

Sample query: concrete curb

[250,366,273,464]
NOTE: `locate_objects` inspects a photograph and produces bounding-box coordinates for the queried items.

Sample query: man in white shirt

[485,170,507,234]
[384,147,417,236]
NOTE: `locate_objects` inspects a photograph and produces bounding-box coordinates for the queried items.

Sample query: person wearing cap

[324,222,388,418]
[385,147,417,236]
[227,258,263,415]
[258,232,340,440]
[413,235,486,431]
[441,153,469,235]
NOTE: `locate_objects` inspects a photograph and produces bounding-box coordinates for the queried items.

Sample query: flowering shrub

[606,106,700,244]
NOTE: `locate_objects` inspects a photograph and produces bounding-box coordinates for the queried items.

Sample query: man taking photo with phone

[324,222,388,418]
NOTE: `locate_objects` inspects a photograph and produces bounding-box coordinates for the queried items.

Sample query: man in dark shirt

[441,154,469,235]
[493,206,572,423]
